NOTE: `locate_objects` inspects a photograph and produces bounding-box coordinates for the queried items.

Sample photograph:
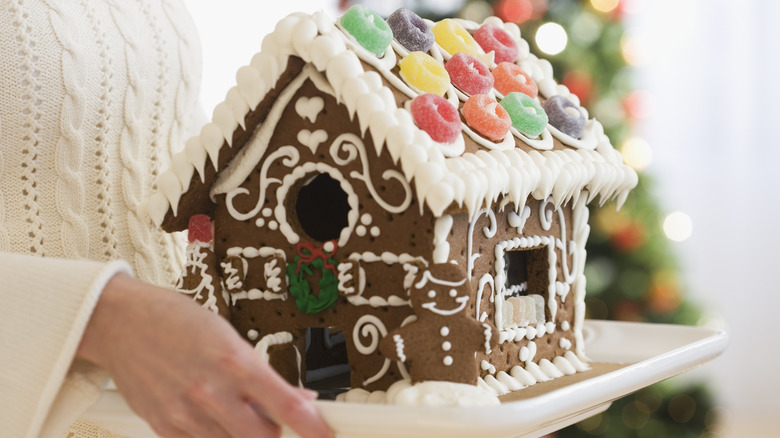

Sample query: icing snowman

[380,263,498,384]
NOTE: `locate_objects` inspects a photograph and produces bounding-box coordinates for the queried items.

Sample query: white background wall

[185,0,780,435]
[630,0,780,435]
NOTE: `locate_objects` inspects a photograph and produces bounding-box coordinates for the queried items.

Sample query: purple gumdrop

[543,95,587,138]
[445,52,494,96]
[387,8,434,52]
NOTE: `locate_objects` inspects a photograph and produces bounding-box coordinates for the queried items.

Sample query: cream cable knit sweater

[0,0,203,437]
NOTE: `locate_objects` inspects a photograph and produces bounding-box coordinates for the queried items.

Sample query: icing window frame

[493,237,557,331]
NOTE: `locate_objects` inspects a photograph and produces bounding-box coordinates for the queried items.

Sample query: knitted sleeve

[0,252,132,438]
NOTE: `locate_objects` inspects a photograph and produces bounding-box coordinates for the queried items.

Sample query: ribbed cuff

[0,253,132,438]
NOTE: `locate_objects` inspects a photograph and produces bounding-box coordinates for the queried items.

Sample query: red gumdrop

[410,93,461,143]
[493,62,538,98]
[444,52,494,96]
[473,24,520,64]
[462,94,511,141]
[188,214,213,243]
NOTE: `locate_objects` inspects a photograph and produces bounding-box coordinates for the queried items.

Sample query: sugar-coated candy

[387,8,434,52]
[339,5,393,57]
[473,24,519,64]
[445,52,494,96]
[500,92,548,138]
[493,62,538,98]
[399,51,450,96]
[410,93,461,143]
[433,19,482,58]
[543,95,586,138]
[462,94,511,141]
[188,214,213,243]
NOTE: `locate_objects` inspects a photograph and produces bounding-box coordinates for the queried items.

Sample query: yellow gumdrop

[399,51,450,96]
[433,19,480,57]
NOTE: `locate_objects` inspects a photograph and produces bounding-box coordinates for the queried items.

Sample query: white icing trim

[274,161,359,246]
[176,242,219,313]
[147,12,637,227]
[478,351,590,395]
[255,331,294,362]
[353,315,392,386]
[420,296,468,316]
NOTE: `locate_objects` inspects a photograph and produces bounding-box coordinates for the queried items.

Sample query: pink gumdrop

[445,52,494,96]
[493,62,538,98]
[462,94,511,141]
[474,24,520,64]
[410,93,461,143]
[188,214,213,243]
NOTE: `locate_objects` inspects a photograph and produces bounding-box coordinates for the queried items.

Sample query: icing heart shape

[297,129,328,154]
[295,96,325,123]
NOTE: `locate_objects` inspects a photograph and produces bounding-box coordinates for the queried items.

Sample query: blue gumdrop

[543,95,587,138]
[386,8,435,52]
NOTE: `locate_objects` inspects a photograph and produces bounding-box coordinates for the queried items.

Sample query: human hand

[77,273,333,438]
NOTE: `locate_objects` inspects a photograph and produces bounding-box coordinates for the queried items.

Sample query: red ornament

[562,70,594,107]
[612,300,643,322]
[648,282,682,315]
[610,221,645,252]
[495,0,534,24]
[623,90,651,121]
[187,214,213,243]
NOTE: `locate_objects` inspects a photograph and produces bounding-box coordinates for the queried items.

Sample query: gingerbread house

[146,8,637,398]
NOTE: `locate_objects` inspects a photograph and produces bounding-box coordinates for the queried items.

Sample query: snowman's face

[411,267,470,317]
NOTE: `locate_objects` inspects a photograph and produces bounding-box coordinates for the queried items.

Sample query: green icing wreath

[286,256,339,314]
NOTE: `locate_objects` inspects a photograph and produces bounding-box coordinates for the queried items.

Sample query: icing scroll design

[540,198,576,284]
[353,314,391,386]
[225,146,300,222]
[466,208,496,279]
[329,133,412,214]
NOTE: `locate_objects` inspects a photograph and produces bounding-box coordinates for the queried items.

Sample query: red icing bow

[295,240,338,274]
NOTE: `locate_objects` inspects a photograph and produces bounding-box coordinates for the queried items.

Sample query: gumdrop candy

[543,95,587,138]
[433,19,482,58]
[462,94,511,141]
[445,52,494,96]
[493,62,538,98]
[500,92,548,138]
[410,93,461,143]
[473,24,519,64]
[399,51,450,96]
[340,5,393,57]
[387,8,434,52]
[188,214,213,243]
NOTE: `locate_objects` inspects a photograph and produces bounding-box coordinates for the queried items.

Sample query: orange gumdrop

[493,62,538,98]
[462,94,511,141]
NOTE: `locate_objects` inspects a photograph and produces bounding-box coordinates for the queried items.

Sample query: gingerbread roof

[145,11,637,231]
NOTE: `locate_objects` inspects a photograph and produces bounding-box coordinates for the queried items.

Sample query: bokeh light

[590,0,620,13]
[663,211,693,242]
[535,22,568,55]
[621,137,653,171]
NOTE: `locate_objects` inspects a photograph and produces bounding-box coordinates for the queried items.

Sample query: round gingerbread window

[295,173,350,242]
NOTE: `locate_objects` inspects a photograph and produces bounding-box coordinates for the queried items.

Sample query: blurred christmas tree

[462,1,720,436]
[345,0,720,435]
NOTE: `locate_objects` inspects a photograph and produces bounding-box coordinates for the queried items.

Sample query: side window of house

[501,245,550,329]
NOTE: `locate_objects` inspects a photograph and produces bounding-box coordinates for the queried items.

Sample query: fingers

[145,401,232,438]
[189,378,282,438]
[242,363,333,438]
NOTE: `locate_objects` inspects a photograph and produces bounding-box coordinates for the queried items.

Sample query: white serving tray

[81,320,727,438]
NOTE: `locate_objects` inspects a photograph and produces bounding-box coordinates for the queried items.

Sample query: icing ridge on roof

[145,10,637,227]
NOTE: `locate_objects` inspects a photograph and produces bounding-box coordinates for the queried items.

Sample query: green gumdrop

[340,5,393,57]
[500,92,548,138]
